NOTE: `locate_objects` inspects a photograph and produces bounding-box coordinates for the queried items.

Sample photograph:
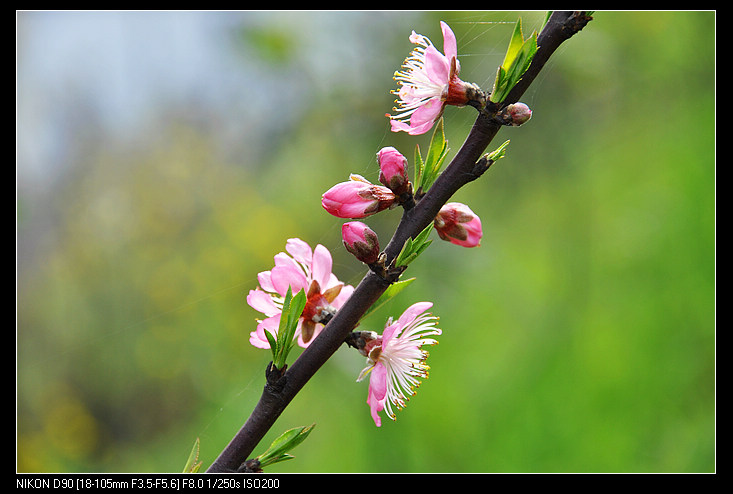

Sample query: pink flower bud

[500,102,532,126]
[434,202,482,248]
[322,175,397,219]
[342,221,380,265]
[377,146,410,195]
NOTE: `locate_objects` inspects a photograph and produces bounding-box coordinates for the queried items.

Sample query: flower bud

[342,221,380,265]
[322,175,396,219]
[377,146,410,196]
[434,202,482,247]
[499,102,532,126]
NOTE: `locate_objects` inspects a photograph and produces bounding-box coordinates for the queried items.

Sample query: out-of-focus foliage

[17,11,715,473]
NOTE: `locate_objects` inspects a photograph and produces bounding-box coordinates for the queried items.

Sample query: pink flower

[434,202,483,248]
[342,221,380,265]
[321,174,397,219]
[356,302,441,427]
[247,238,354,348]
[377,146,410,195]
[387,21,472,135]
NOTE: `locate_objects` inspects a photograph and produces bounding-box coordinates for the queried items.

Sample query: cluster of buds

[321,146,415,220]
[249,20,534,429]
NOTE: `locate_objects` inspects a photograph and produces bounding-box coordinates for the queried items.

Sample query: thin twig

[205,11,592,473]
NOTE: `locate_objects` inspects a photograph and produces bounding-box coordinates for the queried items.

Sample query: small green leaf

[415,118,450,194]
[183,438,203,473]
[490,18,538,103]
[256,424,316,469]
[543,11,553,29]
[395,223,434,268]
[284,289,307,338]
[501,17,526,71]
[425,118,446,173]
[487,140,511,162]
[361,277,416,321]
[270,287,307,369]
[414,144,425,194]
[264,328,278,359]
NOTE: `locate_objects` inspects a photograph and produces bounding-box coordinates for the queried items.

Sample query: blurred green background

[17,11,715,473]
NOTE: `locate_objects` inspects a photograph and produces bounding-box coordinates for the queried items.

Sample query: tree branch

[205,11,592,473]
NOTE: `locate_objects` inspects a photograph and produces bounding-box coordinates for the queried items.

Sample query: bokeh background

[17,11,715,473]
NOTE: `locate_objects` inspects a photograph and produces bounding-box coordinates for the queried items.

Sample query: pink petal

[324,272,340,291]
[285,238,312,266]
[367,363,388,427]
[270,264,308,297]
[246,289,280,317]
[392,301,433,339]
[257,270,275,293]
[369,362,388,400]
[311,244,333,290]
[457,217,482,247]
[321,182,375,218]
[390,118,415,133]
[259,314,280,332]
[382,322,400,346]
[297,322,322,348]
[249,331,271,349]
[397,84,419,105]
[331,283,354,309]
[440,21,458,63]
[249,315,280,349]
[367,392,383,427]
[408,98,443,130]
[321,196,368,218]
[424,45,450,85]
[273,252,298,269]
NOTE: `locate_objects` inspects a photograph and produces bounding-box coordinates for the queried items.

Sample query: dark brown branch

[205,11,591,473]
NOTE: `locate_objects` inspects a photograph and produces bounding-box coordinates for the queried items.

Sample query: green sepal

[256,424,316,469]
[182,437,203,473]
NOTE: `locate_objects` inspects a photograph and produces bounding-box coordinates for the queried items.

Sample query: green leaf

[256,424,316,469]
[284,289,307,340]
[361,277,416,321]
[270,287,307,369]
[501,17,526,71]
[415,118,449,194]
[414,144,425,193]
[182,438,203,473]
[487,140,511,162]
[425,119,446,172]
[490,18,539,103]
[543,11,553,29]
[264,328,278,361]
[395,223,434,268]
